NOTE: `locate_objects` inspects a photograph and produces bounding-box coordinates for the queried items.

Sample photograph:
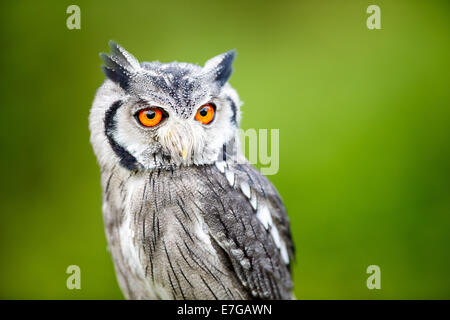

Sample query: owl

[89,41,294,300]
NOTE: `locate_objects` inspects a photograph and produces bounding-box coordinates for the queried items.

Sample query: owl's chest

[103,168,222,299]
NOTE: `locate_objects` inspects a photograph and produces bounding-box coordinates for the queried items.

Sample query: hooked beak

[159,120,197,164]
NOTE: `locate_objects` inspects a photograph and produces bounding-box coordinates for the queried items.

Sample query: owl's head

[90,41,242,172]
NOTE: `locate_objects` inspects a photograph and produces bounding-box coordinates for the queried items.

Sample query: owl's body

[90,42,294,299]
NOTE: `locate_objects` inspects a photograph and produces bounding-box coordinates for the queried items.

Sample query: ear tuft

[100,41,140,89]
[203,50,236,87]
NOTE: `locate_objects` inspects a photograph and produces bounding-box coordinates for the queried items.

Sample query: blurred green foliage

[0,0,449,299]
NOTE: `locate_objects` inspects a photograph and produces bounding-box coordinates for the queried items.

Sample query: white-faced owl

[89,41,294,300]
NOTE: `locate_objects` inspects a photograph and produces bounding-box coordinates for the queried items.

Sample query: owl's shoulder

[186,162,294,299]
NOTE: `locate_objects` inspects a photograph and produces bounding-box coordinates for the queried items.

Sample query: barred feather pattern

[101,162,294,300]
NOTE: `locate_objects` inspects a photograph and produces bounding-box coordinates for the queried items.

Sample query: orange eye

[195,104,215,125]
[137,108,163,127]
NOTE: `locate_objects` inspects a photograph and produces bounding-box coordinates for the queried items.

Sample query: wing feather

[194,163,294,299]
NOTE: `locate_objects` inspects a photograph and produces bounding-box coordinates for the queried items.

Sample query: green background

[0,0,449,299]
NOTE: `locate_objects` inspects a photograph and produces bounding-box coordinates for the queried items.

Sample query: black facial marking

[222,144,227,161]
[104,100,140,171]
[226,96,237,126]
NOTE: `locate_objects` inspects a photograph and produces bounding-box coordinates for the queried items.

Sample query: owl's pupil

[199,108,208,117]
[146,110,156,119]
